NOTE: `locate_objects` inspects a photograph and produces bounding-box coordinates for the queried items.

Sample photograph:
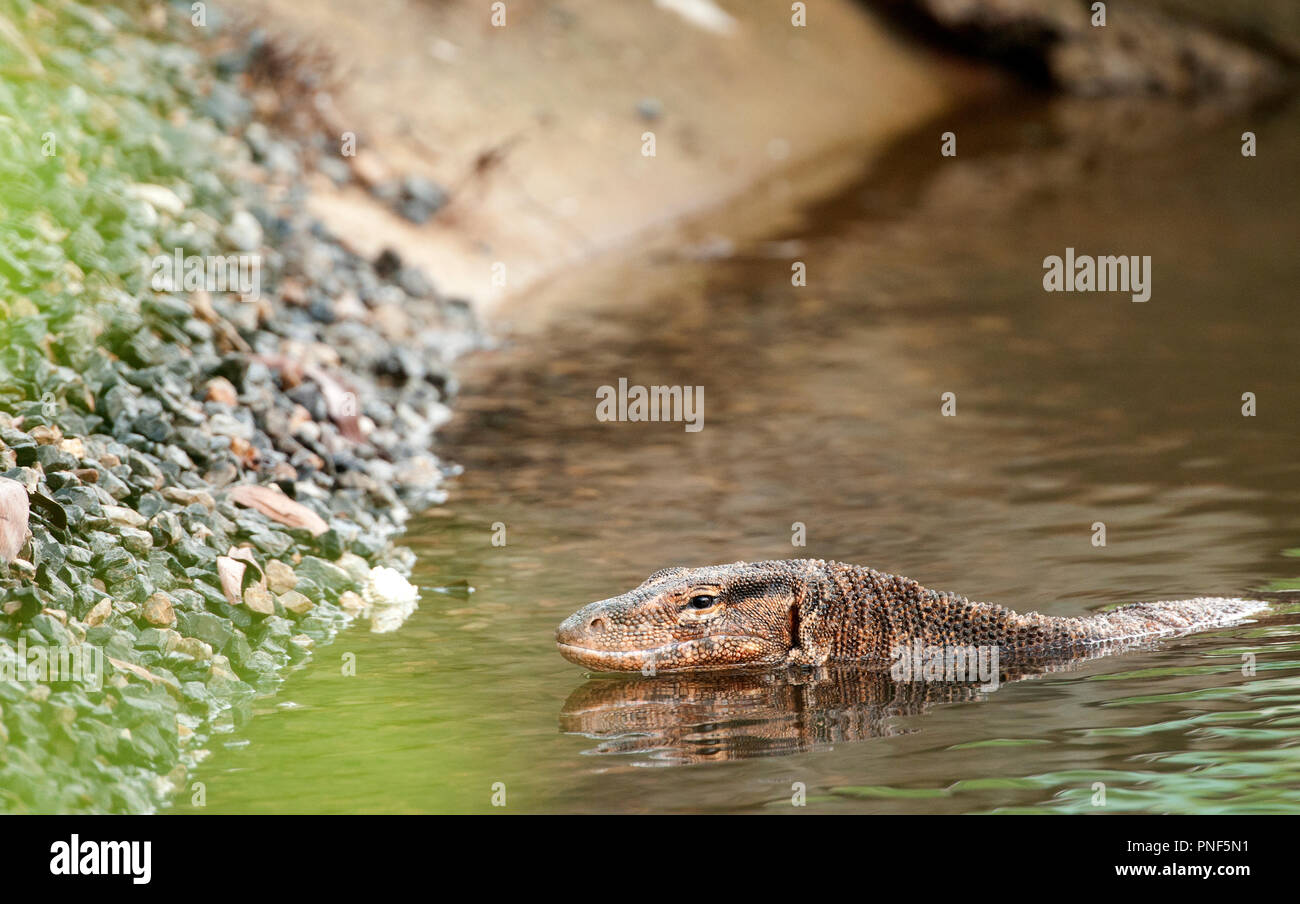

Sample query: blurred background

[1,0,1298,814]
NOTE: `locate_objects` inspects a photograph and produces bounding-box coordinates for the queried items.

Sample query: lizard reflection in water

[561,659,1091,765]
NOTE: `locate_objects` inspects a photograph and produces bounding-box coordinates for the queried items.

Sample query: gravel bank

[0,2,478,812]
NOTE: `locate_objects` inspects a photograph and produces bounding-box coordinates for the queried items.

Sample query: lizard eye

[688,595,719,610]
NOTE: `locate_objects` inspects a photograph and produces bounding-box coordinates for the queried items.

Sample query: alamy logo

[890,641,1000,691]
[596,378,704,433]
[1043,247,1150,302]
[149,248,261,299]
[49,835,151,885]
[0,638,102,690]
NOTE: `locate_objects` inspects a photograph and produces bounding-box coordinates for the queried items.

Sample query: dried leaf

[216,555,247,606]
[26,490,67,531]
[217,546,264,605]
[305,365,365,442]
[228,484,329,536]
[229,547,266,585]
[0,477,30,562]
[226,546,260,569]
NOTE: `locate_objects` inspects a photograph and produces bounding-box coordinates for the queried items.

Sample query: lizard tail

[994,596,1269,656]
[1078,597,1269,646]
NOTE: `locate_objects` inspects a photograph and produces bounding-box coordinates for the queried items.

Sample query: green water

[179,96,1300,814]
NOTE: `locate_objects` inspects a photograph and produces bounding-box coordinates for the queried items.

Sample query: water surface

[182,95,1300,814]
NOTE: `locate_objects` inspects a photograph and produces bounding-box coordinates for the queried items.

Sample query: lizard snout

[555,604,610,649]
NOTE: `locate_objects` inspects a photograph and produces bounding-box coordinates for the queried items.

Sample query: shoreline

[0,5,477,812]
[0,0,1293,814]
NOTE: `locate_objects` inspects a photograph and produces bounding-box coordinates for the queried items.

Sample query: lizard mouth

[556,636,777,672]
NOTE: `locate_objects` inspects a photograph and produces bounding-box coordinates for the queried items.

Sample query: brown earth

[218,0,1000,317]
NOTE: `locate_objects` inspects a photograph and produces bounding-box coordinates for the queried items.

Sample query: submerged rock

[363,566,421,634]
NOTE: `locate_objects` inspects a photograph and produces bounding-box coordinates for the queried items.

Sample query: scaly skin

[555,559,1268,672]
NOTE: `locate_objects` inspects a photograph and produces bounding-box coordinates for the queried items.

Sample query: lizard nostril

[589,618,607,634]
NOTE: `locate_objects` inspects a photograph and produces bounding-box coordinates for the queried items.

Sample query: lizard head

[555,560,824,672]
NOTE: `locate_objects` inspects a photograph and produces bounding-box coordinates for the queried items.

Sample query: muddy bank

[216,0,993,315]
[214,0,1295,323]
